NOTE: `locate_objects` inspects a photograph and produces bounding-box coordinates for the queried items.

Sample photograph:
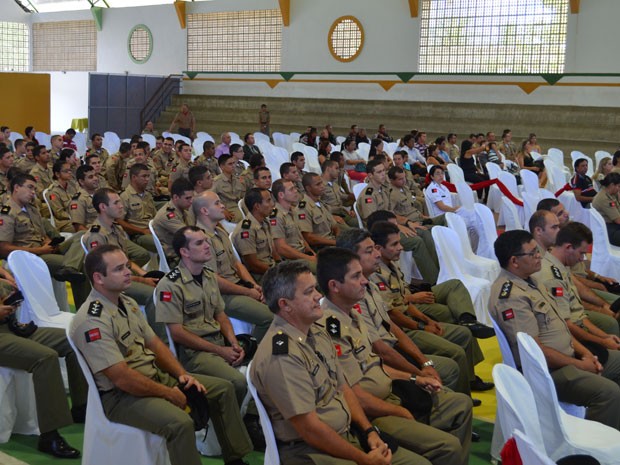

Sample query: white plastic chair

[66,325,171,465]
[8,132,23,146]
[546,148,566,168]
[595,150,612,169]
[559,191,590,227]
[473,203,499,262]
[352,202,364,228]
[513,429,557,465]
[530,151,543,161]
[0,367,39,443]
[196,132,213,141]
[7,251,74,328]
[445,213,500,284]
[521,191,540,231]
[246,362,280,465]
[41,188,57,228]
[272,132,289,150]
[352,182,367,200]
[501,197,524,231]
[589,209,620,281]
[148,220,170,273]
[384,142,398,157]
[431,226,492,325]
[336,136,346,145]
[520,169,540,196]
[35,132,51,149]
[485,162,503,213]
[73,132,88,156]
[302,146,321,174]
[357,143,370,162]
[140,133,156,148]
[102,132,120,155]
[544,159,567,193]
[253,132,269,144]
[517,332,619,463]
[446,163,465,184]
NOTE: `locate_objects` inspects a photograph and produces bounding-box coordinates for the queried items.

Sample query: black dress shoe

[243,413,266,452]
[472,398,482,407]
[460,321,495,339]
[53,267,86,284]
[71,404,87,423]
[38,434,81,459]
[472,431,481,442]
[470,376,495,392]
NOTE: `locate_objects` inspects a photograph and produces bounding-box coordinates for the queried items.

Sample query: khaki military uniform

[97,173,109,189]
[296,195,337,245]
[592,190,620,230]
[69,188,98,229]
[239,167,254,193]
[155,263,248,404]
[490,269,620,430]
[194,154,220,176]
[321,180,357,227]
[356,183,390,224]
[70,289,252,465]
[272,204,306,253]
[30,163,54,217]
[200,221,273,342]
[250,315,424,465]
[213,173,245,223]
[358,282,462,393]
[372,260,482,389]
[46,180,78,233]
[87,147,109,167]
[120,159,158,195]
[0,322,87,434]
[390,184,426,224]
[320,299,471,465]
[0,170,8,197]
[168,159,193,187]
[233,160,245,178]
[151,201,195,261]
[14,156,36,173]
[104,154,128,192]
[153,150,177,177]
[231,214,275,282]
[119,184,157,251]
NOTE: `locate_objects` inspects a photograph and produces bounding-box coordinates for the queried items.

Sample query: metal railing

[140,74,183,130]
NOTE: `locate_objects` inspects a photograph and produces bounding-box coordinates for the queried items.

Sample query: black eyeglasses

[514,250,540,258]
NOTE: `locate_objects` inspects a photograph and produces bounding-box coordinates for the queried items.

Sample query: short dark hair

[271,178,290,199]
[76,164,94,182]
[574,158,587,170]
[217,153,232,167]
[33,145,46,158]
[387,166,404,180]
[244,187,268,212]
[65,128,76,136]
[613,150,620,167]
[85,244,122,283]
[291,151,304,163]
[188,165,209,187]
[170,178,194,198]
[403,134,414,145]
[249,153,264,170]
[316,247,360,297]
[336,228,371,253]
[494,230,534,268]
[528,210,553,233]
[92,187,117,213]
[280,162,295,178]
[84,154,100,166]
[253,166,270,181]
[119,142,131,154]
[136,141,149,152]
[243,132,252,143]
[370,221,400,248]
[302,172,319,188]
[329,151,343,162]
[172,225,203,256]
[366,159,383,175]
[429,165,444,177]
[129,163,149,179]
[262,260,313,314]
[556,222,592,247]
[0,146,10,159]
[90,133,102,141]
[366,210,397,232]
[10,173,35,193]
[322,160,338,172]
[52,160,69,177]
[202,140,214,152]
[536,198,560,211]
[230,143,242,154]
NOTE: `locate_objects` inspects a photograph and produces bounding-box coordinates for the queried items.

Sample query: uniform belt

[98,389,113,397]
[275,438,304,448]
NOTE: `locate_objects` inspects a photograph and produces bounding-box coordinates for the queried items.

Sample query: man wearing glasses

[490,230,620,431]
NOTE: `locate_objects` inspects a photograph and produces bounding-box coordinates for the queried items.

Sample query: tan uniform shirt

[151,201,195,258]
[240,168,254,193]
[194,154,220,176]
[120,159,158,194]
[356,183,390,224]
[272,204,306,252]
[389,184,424,222]
[200,222,241,284]
[155,262,225,344]
[533,252,587,324]
[87,147,110,167]
[14,156,36,173]
[321,180,350,216]
[70,289,157,392]
[231,214,275,269]
[83,220,130,252]
[153,151,177,176]
[371,260,409,310]
[69,188,98,229]
[213,173,245,223]
[168,159,193,186]
[47,180,78,233]
[296,195,336,241]
[0,198,48,247]
[358,283,399,348]
[593,190,620,223]
[489,269,574,366]
[319,298,393,400]
[120,185,157,229]
[105,154,128,192]
[250,315,350,443]
[30,163,53,198]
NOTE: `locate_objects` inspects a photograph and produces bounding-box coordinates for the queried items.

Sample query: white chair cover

[42,188,56,228]
[517,332,620,463]
[546,148,565,168]
[521,191,540,231]
[148,220,170,273]
[530,151,543,161]
[445,213,500,284]
[473,203,499,261]
[335,136,346,145]
[253,132,270,144]
[35,132,51,149]
[352,202,364,228]
[447,163,465,184]
[520,169,540,196]
[384,142,398,157]
[246,362,281,465]
[513,429,557,465]
[486,162,503,213]
[66,326,171,465]
[398,250,423,283]
[302,146,321,174]
[272,132,289,150]
[352,182,367,200]
[500,197,524,231]
[0,367,39,443]
[8,132,24,146]
[8,251,74,328]
[558,191,590,227]
[595,150,612,169]
[589,209,620,281]
[196,132,214,142]
[431,226,491,325]
[140,133,156,148]
[357,143,370,162]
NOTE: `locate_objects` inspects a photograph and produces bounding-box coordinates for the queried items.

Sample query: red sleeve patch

[241,231,250,239]
[502,309,514,321]
[335,344,342,357]
[49,194,56,200]
[298,214,306,220]
[70,203,78,210]
[353,303,362,314]
[90,241,99,248]
[364,198,373,204]
[0,219,3,226]
[552,287,564,297]
[85,328,101,343]
[270,219,277,226]
[160,291,172,302]
[432,188,438,193]
[377,282,386,291]
[167,212,175,219]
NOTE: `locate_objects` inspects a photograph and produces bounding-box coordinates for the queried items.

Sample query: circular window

[128,24,153,64]
[328,16,364,62]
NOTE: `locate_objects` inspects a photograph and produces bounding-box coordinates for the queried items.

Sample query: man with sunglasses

[490,230,620,431]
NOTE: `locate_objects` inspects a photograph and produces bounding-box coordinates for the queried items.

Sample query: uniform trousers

[222,294,273,343]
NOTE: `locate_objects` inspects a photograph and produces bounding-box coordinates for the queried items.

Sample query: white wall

[2,1,29,22]
[49,72,89,132]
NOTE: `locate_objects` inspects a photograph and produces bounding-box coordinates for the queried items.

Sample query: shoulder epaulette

[551,265,562,280]
[499,281,512,299]
[87,300,103,317]
[0,205,10,215]
[166,267,181,281]
[298,201,306,209]
[269,208,278,218]
[72,192,81,200]
[272,331,288,355]
[366,187,374,195]
[90,224,101,233]
[166,206,175,211]
[241,219,251,229]
[326,315,341,337]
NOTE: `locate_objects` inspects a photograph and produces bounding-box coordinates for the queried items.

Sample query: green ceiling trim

[91,6,103,31]
[396,73,415,83]
[541,74,563,85]
[280,72,295,81]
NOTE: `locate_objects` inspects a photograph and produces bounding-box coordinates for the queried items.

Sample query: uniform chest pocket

[312,214,324,224]
[184,301,202,317]
[15,220,31,233]
[534,301,551,328]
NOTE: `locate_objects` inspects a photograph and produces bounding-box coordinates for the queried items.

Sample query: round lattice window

[128,25,153,64]
[328,16,364,62]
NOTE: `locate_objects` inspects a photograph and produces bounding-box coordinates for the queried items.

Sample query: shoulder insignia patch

[366,187,374,195]
[272,331,288,355]
[167,211,175,219]
[160,291,172,302]
[298,201,306,209]
[499,281,512,299]
[326,316,341,338]
[0,205,10,215]
[166,206,175,211]
[87,300,103,317]
[551,265,562,280]
[241,219,251,230]
[72,192,81,200]
[84,328,101,343]
[166,268,181,281]
[378,282,387,291]
[269,208,278,218]
[269,218,277,226]
[353,303,362,314]
[90,224,101,233]
[502,308,514,321]
[552,287,564,297]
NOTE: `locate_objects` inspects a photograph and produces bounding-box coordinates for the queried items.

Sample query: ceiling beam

[174,0,187,29]
[278,0,290,26]
[570,0,580,14]
[408,0,419,18]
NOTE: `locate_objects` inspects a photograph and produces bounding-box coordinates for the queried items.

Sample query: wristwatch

[364,425,380,437]
[422,360,435,368]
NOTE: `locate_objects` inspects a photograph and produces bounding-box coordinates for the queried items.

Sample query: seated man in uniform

[70,164,100,232]
[194,140,220,176]
[70,245,252,465]
[193,191,273,342]
[280,162,304,194]
[490,230,620,430]
[387,166,444,226]
[317,248,472,465]
[118,163,157,253]
[213,154,246,223]
[297,172,339,249]
[231,188,281,283]
[320,159,357,227]
[47,159,78,233]
[251,260,426,465]
[189,164,214,195]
